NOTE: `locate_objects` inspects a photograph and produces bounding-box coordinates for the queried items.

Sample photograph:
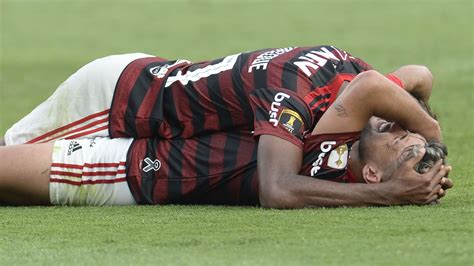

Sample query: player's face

[362,117,427,171]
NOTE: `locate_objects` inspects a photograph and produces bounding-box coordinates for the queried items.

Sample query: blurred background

[0,1,472,265]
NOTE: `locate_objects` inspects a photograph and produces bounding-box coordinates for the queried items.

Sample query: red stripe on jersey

[267,49,300,89]
[26,109,109,144]
[180,137,198,199]
[64,125,109,139]
[328,73,356,104]
[50,177,127,186]
[207,134,225,188]
[109,57,166,137]
[51,162,126,169]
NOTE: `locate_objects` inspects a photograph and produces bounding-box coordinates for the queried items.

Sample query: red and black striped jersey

[125,131,361,205]
[110,45,372,149]
[126,131,259,205]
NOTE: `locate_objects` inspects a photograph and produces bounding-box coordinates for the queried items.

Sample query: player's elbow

[351,70,387,99]
[413,65,433,91]
[259,179,300,209]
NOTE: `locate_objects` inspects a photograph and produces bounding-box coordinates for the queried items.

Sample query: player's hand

[438,165,454,200]
[382,148,450,205]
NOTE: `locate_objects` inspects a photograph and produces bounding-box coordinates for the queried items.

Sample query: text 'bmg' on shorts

[50,137,136,206]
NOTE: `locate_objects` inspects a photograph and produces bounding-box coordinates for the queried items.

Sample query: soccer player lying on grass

[0,69,453,207]
[0,45,453,206]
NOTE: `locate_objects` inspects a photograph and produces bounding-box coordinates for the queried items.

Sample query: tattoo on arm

[334,103,348,117]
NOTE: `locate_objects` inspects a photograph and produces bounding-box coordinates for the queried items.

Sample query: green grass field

[0,0,473,265]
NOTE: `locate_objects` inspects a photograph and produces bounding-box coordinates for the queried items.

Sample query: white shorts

[4,53,153,145]
[50,137,136,206]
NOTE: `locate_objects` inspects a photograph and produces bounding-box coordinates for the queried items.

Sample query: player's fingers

[441,177,454,189]
[427,184,442,199]
[424,194,439,205]
[428,160,446,185]
[438,188,446,199]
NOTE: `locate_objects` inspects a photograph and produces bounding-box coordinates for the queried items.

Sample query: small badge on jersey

[279,109,304,135]
[327,144,349,169]
[149,65,169,78]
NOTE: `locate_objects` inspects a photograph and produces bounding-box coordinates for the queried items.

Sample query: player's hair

[413,140,448,174]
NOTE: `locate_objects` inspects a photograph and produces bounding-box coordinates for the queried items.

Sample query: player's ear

[362,163,382,183]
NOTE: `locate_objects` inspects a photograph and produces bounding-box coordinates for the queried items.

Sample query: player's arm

[258,135,448,208]
[387,65,433,102]
[314,70,441,141]
[258,70,445,208]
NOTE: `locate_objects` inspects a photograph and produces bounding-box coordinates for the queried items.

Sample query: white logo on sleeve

[310,141,336,176]
[327,144,348,169]
[143,157,161,172]
[269,92,291,126]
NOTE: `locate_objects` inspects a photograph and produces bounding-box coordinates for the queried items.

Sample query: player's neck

[348,141,366,183]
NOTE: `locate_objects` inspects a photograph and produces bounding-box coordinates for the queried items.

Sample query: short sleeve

[249,87,314,149]
[300,132,360,182]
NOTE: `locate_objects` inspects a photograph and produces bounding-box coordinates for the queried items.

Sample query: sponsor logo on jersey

[269,92,291,126]
[327,144,349,169]
[310,141,336,176]
[279,109,303,135]
[143,157,161,172]
[67,141,82,155]
[293,46,355,77]
[248,47,295,73]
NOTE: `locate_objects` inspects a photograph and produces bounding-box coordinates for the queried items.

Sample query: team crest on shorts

[279,109,303,135]
[327,144,348,169]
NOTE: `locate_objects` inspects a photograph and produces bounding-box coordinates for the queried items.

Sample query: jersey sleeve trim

[385,73,404,88]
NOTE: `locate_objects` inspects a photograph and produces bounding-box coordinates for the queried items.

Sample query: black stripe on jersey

[212,132,242,203]
[161,82,182,137]
[253,58,268,91]
[313,101,330,113]
[254,106,269,122]
[315,168,346,181]
[310,63,337,88]
[166,138,185,203]
[124,62,164,137]
[140,138,160,204]
[185,84,205,135]
[308,93,331,108]
[281,61,299,91]
[302,151,317,168]
[231,53,254,123]
[207,71,233,130]
[222,132,241,174]
[239,145,258,205]
[194,134,212,193]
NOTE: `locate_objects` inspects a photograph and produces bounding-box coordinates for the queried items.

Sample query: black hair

[414,140,448,174]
